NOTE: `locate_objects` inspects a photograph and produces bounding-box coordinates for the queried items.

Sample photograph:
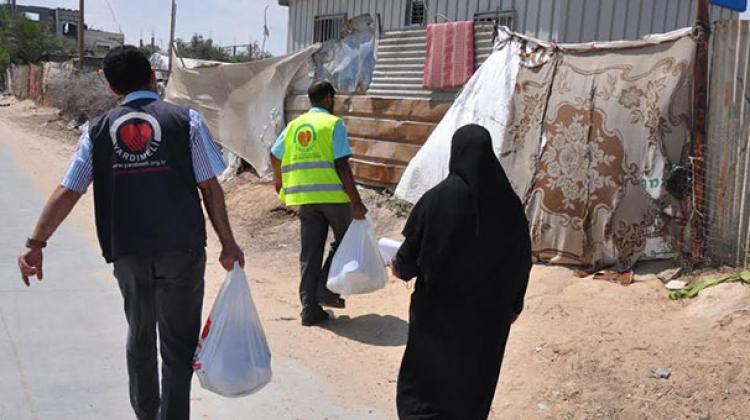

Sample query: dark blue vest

[90,98,206,262]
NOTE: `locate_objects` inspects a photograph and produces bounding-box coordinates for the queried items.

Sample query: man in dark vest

[17,46,244,420]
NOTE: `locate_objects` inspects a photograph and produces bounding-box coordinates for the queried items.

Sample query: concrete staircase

[368,23,496,100]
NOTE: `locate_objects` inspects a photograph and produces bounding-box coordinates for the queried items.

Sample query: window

[63,22,78,37]
[24,12,41,22]
[313,14,346,43]
[406,0,426,26]
[474,10,514,29]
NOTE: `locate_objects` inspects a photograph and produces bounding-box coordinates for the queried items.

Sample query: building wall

[54,9,79,38]
[85,30,125,58]
[285,0,738,52]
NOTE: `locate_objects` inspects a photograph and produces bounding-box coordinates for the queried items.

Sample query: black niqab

[394,124,533,420]
[399,124,529,302]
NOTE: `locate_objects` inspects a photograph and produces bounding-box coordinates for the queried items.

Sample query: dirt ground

[2,98,749,420]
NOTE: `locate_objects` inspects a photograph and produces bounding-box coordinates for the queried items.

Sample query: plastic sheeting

[394,32,521,204]
[164,47,318,176]
[313,14,375,93]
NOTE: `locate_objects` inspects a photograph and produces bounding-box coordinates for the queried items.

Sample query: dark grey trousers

[298,203,352,314]
[113,250,206,420]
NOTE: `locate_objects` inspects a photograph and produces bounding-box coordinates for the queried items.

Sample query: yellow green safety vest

[279,111,351,206]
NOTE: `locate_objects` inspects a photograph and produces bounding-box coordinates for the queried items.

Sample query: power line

[103,0,123,34]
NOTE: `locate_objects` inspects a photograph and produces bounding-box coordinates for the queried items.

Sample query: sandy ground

[2,98,750,419]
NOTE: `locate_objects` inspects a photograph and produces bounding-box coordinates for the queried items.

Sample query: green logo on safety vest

[293,123,316,152]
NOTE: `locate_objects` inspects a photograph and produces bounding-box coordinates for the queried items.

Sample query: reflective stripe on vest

[279,111,351,206]
[284,184,344,195]
[281,161,335,173]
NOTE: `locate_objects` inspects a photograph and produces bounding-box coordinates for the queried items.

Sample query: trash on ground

[668,271,750,300]
[650,368,672,379]
[665,279,688,290]
[593,270,634,286]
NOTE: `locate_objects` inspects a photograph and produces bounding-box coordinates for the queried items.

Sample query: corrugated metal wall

[705,20,750,267]
[286,0,739,52]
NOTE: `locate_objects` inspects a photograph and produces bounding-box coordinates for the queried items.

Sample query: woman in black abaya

[392,124,532,420]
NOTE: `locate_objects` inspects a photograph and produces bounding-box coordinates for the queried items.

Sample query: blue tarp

[313,14,375,94]
[711,0,747,12]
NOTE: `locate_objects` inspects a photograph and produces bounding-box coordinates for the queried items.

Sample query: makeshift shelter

[396,28,697,271]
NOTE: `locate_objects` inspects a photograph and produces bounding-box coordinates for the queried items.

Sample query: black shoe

[301,307,330,326]
[318,296,346,309]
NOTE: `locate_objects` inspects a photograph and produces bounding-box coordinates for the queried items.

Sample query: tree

[231,43,272,62]
[0,10,75,66]
[174,34,271,63]
[139,44,161,58]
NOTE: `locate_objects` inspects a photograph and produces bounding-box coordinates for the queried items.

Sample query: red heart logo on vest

[119,122,153,152]
[297,130,312,147]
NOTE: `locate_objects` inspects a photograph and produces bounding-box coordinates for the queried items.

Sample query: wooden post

[78,0,84,70]
[168,0,177,74]
[691,0,710,265]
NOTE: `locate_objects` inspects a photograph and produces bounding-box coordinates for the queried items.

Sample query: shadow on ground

[325,314,408,347]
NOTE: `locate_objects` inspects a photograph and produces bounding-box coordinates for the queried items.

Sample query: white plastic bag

[193,263,272,398]
[377,238,403,264]
[327,219,389,295]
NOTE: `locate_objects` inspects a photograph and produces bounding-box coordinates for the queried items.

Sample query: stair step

[369,76,424,84]
[377,42,427,52]
[379,36,427,46]
[377,56,424,64]
[369,82,426,91]
[373,70,424,78]
[381,29,427,39]
[377,50,426,60]
[373,64,425,73]
[368,89,433,99]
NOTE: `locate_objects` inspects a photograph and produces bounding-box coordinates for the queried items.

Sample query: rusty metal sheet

[285,94,451,123]
[350,158,406,187]
[349,137,421,166]
[705,20,750,266]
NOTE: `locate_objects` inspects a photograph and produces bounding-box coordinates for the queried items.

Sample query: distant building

[6,4,124,58]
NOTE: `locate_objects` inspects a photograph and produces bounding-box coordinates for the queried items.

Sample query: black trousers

[113,250,206,420]
[298,203,352,314]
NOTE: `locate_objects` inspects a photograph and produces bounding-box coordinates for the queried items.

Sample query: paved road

[0,139,382,420]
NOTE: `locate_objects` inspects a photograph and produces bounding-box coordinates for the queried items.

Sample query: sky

[15,0,290,55]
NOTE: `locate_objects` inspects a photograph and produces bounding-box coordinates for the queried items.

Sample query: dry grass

[46,71,118,123]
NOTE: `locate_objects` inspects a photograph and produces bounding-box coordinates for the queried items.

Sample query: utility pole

[10,0,16,20]
[78,0,85,70]
[168,0,177,74]
[690,0,710,265]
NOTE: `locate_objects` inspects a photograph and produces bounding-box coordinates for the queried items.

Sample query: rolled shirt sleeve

[333,120,352,160]
[271,127,287,160]
[189,109,227,183]
[60,129,94,194]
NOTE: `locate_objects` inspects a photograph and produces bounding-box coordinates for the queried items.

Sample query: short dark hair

[308,80,335,104]
[103,45,152,94]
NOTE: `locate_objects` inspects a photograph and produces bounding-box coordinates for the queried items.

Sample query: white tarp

[164,47,318,175]
[394,33,521,204]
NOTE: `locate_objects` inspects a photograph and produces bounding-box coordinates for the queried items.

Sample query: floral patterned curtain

[503,35,696,270]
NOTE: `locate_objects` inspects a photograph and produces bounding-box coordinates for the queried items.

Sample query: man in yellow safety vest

[271,80,368,326]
